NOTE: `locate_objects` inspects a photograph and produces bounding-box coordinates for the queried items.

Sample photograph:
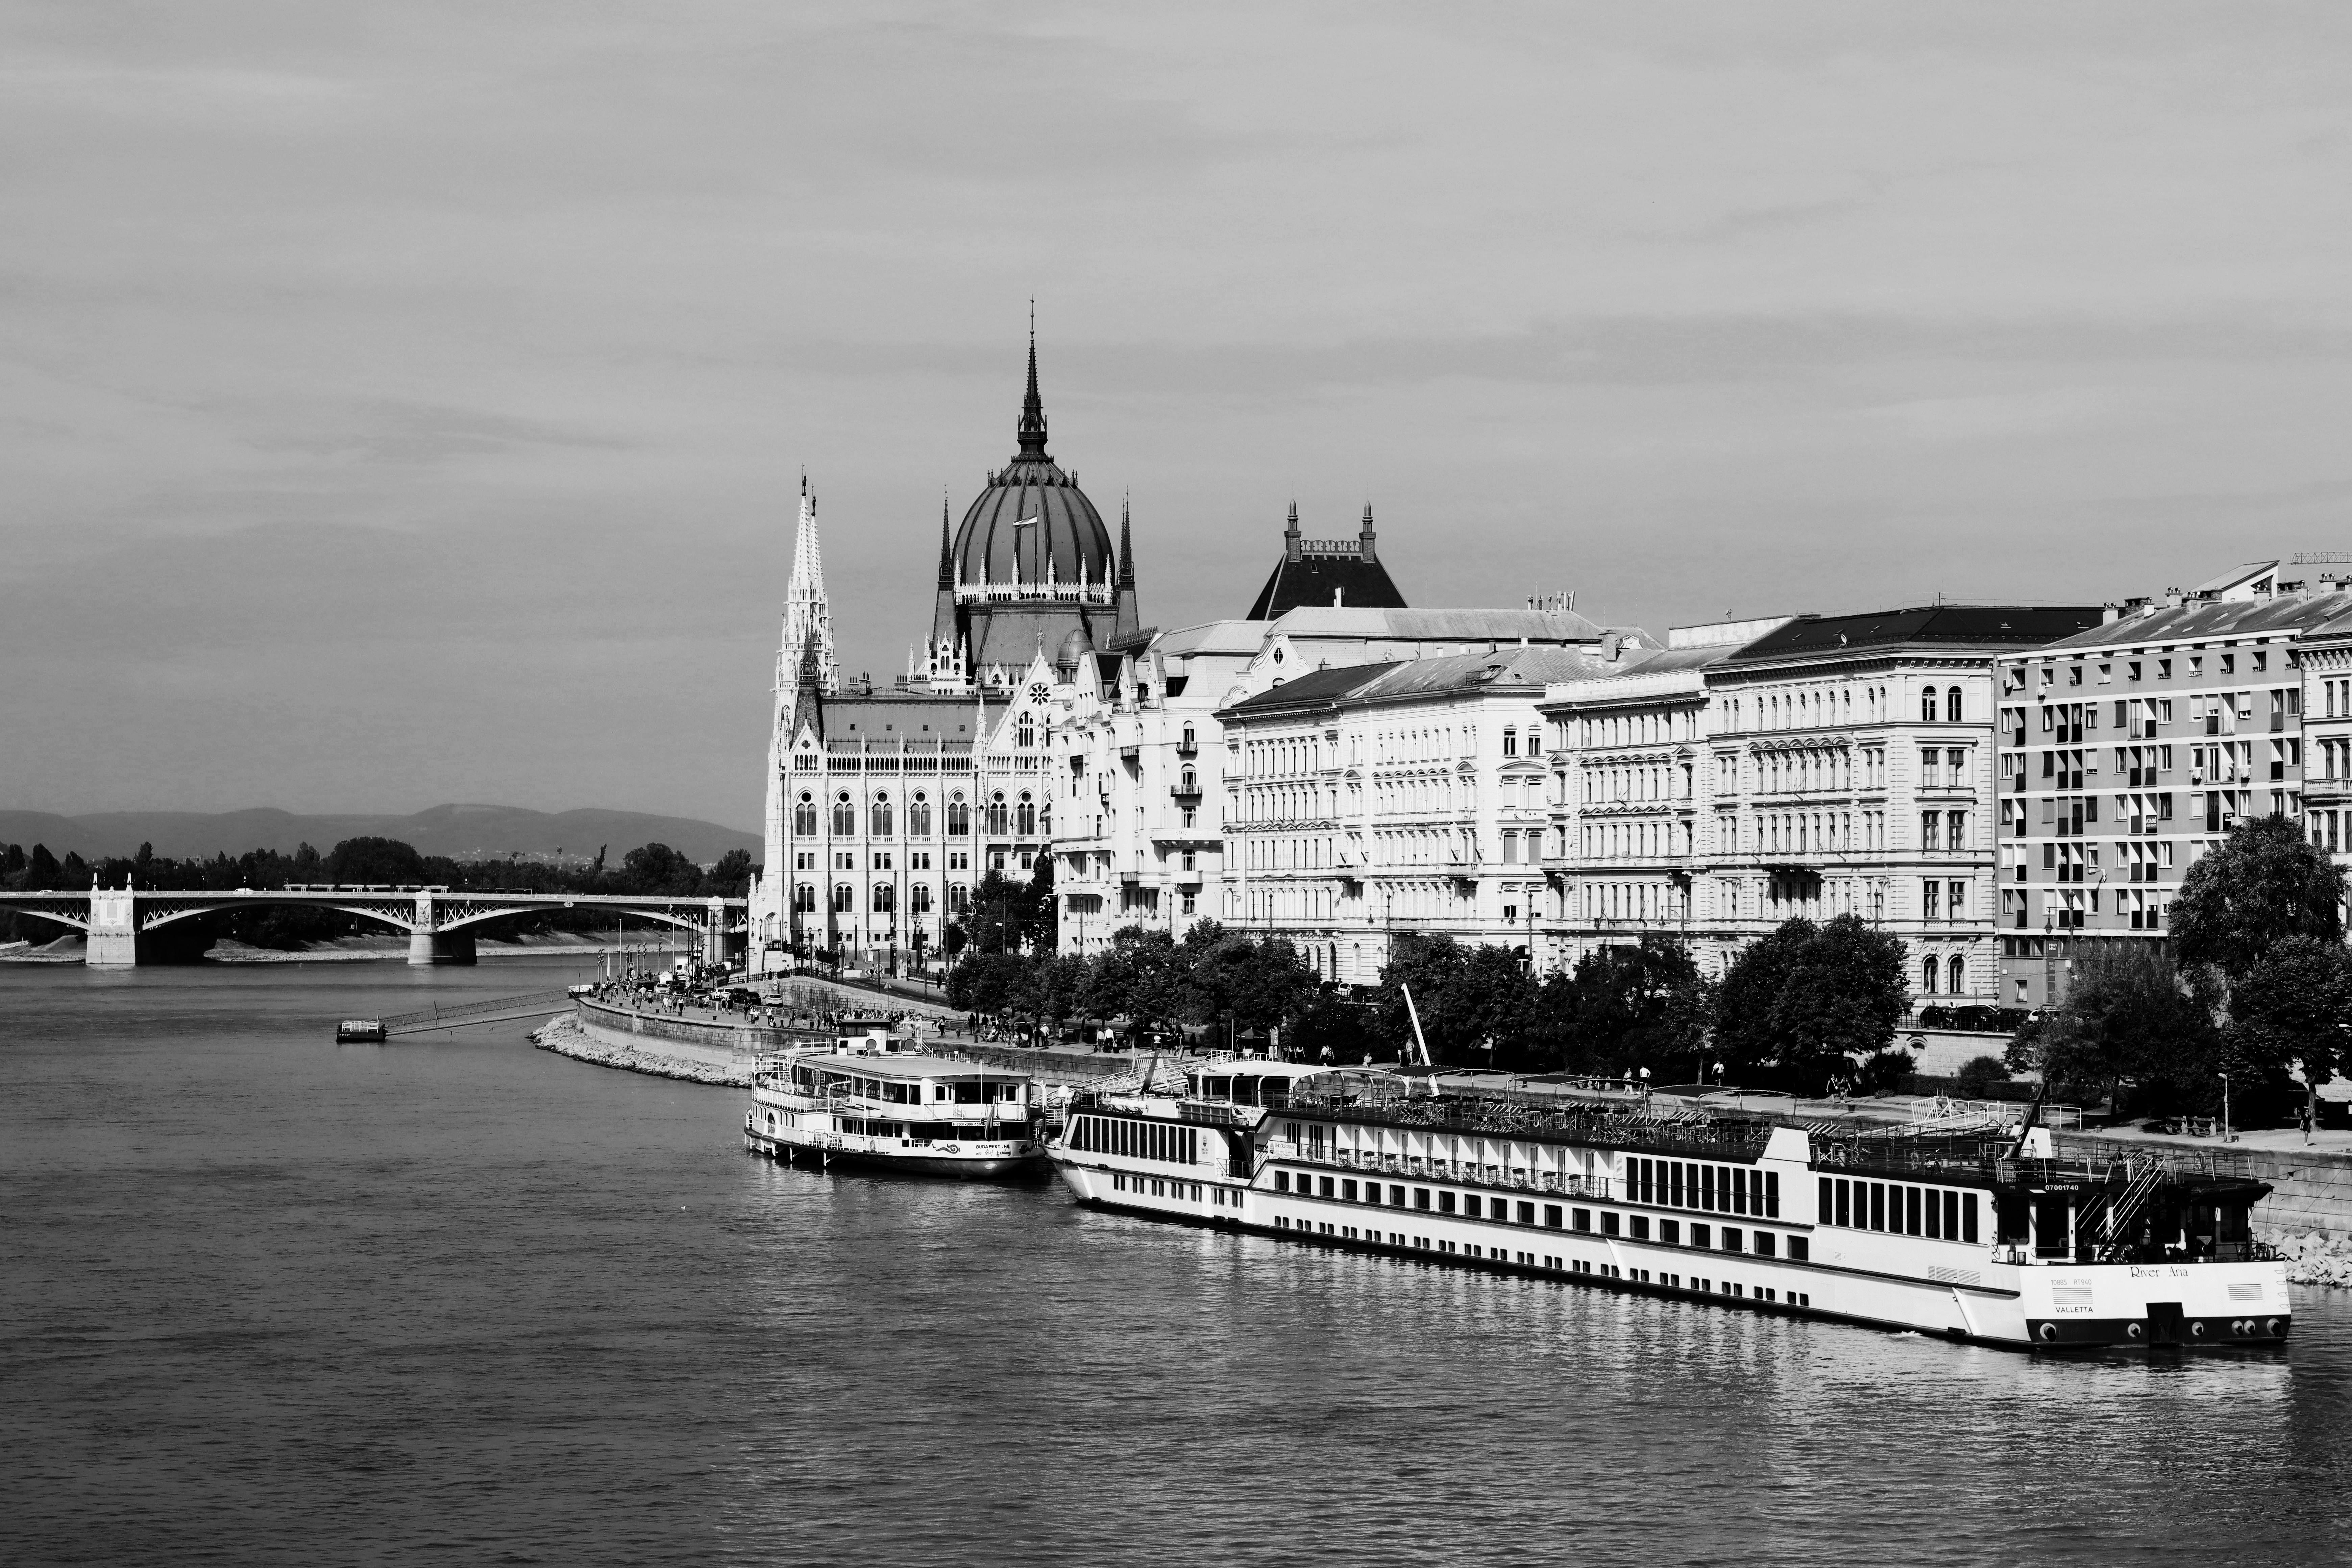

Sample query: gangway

[343,989,577,1040]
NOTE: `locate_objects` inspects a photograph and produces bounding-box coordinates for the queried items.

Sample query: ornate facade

[747,338,1130,972]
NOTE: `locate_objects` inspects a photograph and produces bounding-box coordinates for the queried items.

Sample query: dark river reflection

[4,963,2348,1566]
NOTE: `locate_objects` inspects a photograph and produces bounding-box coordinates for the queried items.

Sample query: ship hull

[749,1125,1044,1181]
[1048,1155,2290,1352]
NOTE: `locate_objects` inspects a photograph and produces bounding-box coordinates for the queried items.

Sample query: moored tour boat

[743,1028,1045,1180]
[1046,1061,2288,1351]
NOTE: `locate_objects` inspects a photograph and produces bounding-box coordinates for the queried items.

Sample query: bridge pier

[703,899,728,967]
[406,930,477,966]
[87,883,138,967]
[406,891,475,965]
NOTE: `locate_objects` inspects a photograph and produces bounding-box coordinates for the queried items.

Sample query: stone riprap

[533,1013,748,1088]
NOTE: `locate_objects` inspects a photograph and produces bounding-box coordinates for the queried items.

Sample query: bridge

[0,884,749,967]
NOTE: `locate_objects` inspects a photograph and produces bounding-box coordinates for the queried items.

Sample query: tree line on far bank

[945,901,1922,1092]
[0,836,752,948]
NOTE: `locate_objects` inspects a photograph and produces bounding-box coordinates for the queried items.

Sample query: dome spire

[1016,300,1048,459]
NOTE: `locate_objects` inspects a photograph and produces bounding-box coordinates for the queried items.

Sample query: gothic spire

[1117,494,1135,589]
[1015,302,1048,459]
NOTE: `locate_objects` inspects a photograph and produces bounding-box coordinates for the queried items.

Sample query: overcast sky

[5,2,2350,831]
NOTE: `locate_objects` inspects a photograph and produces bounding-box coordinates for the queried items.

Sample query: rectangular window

[1835,1178,1850,1228]
[1925,1189,1942,1239]
[1275,1171,1290,1192]
[1732,1168,1748,1216]
[1818,1176,1832,1225]
[1701,1166,1716,1211]
[1788,1235,1809,1263]
[1572,1208,1593,1232]
[1691,1224,1711,1249]
[1318,1176,1334,1198]
[1543,1205,1563,1230]
[1753,1232,1777,1258]
[1601,1211,1621,1237]
[1906,1187,1922,1236]
[1660,1219,1681,1246]
[1765,1171,1780,1219]
[1462,1194,1480,1219]
[1519,1201,1537,1225]
[1389,1185,1405,1206]
[1438,1191,1456,1215]
[1342,1179,1357,1202]
[1722,1228,1744,1254]
[1630,1215,1650,1241]
[1671,1163,1686,1207]
[1870,1183,1886,1231]
[1414,1188,1431,1211]
[1962,1193,1979,1244]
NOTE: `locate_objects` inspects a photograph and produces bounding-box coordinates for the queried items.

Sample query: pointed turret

[1284,500,1303,563]
[1359,501,1379,564]
[1113,493,1141,643]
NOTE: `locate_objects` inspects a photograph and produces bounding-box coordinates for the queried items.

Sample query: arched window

[832,884,854,913]
[911,884,933,915]
[1181,724,1196,752]
[1920,686,1939,724]
[831,792,856,836]
[986,792,1008,836]
[947,793,970,837]
[1946,687,1963,724]
[1922,954,1939,994]
[1016,714,1035,748]
[793,792,817,835]
[1015,792,1036,836]
[908,792,932,837]
[869,792,893,837]
[1948,954,1966,996]
[872,883,896,914]
[948,883,970,914]
[793,884,815,913]
[1180,766,1198,794]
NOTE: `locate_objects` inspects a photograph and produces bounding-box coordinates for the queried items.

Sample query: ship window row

[1071,1114,1199,1166]
[1271,1171,1813,1262]
[1571,1209,1809,1261]
[1820,1177,1978,1242]
[1113,1174,1202,1201]
[830,1118,1015,1141]
[1624,1156,1780,1219]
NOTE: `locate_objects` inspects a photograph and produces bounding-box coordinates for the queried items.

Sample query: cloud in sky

[4,0,2351,830]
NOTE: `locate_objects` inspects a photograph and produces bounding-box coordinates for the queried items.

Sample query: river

[4,961,2349,1567]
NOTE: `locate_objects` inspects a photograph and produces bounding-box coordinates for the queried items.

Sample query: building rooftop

[2036,591,2352,654]
[1266,605,1609,643]
[1725,605,2106,664]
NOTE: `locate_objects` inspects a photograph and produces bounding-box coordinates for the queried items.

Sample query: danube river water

[5,963,2351,1567]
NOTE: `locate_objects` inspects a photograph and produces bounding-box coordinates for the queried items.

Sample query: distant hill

[0,805,761,867]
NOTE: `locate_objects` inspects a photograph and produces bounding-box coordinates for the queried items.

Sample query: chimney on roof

[2102,603,2122,624]
[1284,501,1302,564]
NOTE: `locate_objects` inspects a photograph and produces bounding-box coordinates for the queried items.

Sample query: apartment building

[1996,579,2352,1007]
[1214,642,1632,986]
[1051,606,1609,954]
[1544,604,2103,1000]
[1536,618,1790,972]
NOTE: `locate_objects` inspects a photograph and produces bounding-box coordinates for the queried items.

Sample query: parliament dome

[951,339,1114,592]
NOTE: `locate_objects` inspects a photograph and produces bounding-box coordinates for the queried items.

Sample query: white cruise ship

[1046,1062,2289,1351]
[743,1031,1045,1180]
